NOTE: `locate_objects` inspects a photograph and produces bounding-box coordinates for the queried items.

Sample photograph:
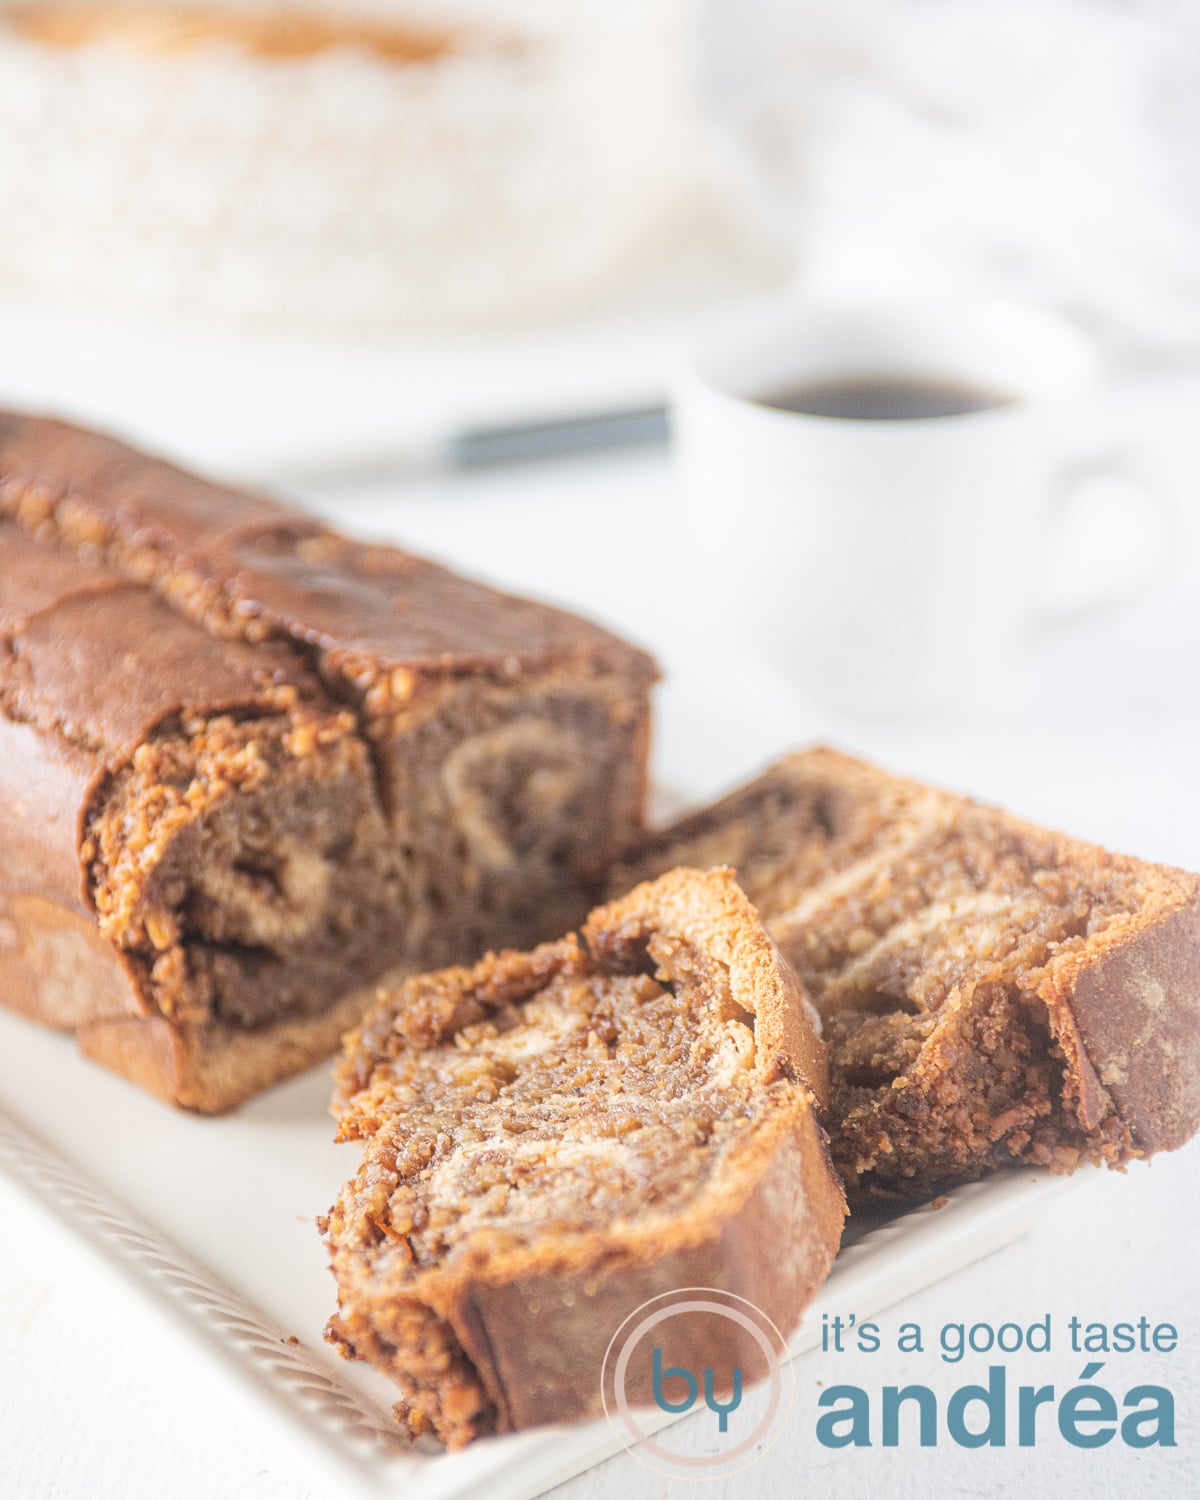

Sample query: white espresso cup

[674,298,1175,717]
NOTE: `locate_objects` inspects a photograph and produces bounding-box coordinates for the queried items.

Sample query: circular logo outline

[600,1287,795,1480]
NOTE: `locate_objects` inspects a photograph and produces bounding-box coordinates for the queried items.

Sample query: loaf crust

[0,413,656,1109]
[613,749,1200,1197]
[76,977,394,1114]
[323,868,845,1446]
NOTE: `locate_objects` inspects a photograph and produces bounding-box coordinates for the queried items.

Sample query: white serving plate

[0,998,1086,1500]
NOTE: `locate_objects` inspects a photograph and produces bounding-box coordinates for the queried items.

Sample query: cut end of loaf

[378,663,655,967]
[85,704,404,1031]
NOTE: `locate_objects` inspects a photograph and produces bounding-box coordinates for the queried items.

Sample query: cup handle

[1032,443,1181,632]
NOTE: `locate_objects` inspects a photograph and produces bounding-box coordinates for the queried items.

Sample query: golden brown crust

[445,1104,841,1434]
[324,868,845,1446]
[1042,898,1200,1153]
[78,974,391,1113]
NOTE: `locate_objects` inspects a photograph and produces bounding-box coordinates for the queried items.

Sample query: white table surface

[3,440,1199,1500]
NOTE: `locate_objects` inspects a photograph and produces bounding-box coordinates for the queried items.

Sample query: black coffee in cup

[757,373,1013,421]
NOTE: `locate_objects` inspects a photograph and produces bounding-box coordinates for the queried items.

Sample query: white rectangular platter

[0,1003,1081,1500]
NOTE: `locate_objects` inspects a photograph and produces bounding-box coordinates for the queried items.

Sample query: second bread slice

[613,749,1200,1198]
[323,867,845,1447]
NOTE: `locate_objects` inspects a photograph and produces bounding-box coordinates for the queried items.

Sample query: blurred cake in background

[0,1,698,330]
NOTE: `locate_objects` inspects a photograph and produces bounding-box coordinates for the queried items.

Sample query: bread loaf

[0,412,655,1108]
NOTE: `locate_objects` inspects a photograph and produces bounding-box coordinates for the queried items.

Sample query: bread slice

[612,749,1200,1199]
[322,867,845,1447]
